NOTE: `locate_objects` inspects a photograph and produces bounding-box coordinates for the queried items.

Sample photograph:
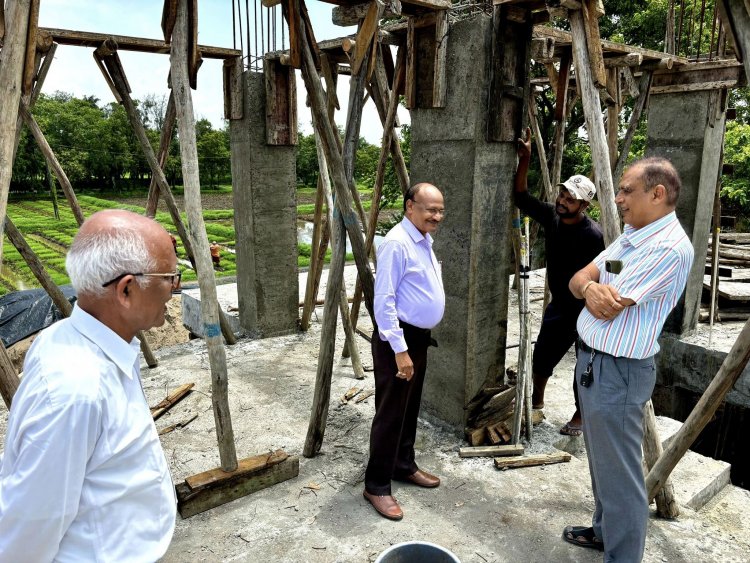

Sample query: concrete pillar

[645,89,727,335]
[410,17,517,427]
[229,71,298,337]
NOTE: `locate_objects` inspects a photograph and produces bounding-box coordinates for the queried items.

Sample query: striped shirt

[375,217,445,353]
[577,211,694,359]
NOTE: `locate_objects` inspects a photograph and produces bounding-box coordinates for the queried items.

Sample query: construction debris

[150,383,195,421]
[494,452,572,470]
[464,384,545,447]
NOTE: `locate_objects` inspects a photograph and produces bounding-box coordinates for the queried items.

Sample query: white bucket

[375,541,461,563]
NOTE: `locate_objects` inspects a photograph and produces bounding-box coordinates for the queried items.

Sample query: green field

[1,190,399,296]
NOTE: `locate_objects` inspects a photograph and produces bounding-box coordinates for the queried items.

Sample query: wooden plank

[172,0,237,470]
[150,382,195,420]
[0,3,5,44]
[650,80,739,95]
[494,452,572,469]
[702,278,750,301]
[352,0,385,76]
[178,452,299,518]
[333,1,399,27]
[40,27,241,59]
[613,71,651,185]
[405,16,417,109]
[161,0,178,42]
[465,427,486,447]
[606,67,620,170]
[621,66,640,98]
[187,0,202,89]
[22,0,40,96]
[186,449,288,490]
[287,0,302,68]
[603,52,642,67]
[265,58,297,145]
[582,1,606,88]
[432,8,448,107]
[554,48,572,121]
[459,445,524,458]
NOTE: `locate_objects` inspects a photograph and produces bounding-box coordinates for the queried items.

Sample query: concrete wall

[645,90,727,335]
[410,17,515,428]
[229,71,298,337]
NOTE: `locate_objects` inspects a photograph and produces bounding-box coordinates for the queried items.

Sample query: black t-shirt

[513,190,605,312]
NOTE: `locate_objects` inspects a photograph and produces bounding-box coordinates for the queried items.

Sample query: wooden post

[295,0,376,324]
[569,9,620,245]
[645,317,750,501]
[0,340,19,410]
[347,45,407,338]
[94,42,236,345]
[304,135,348,457]
[145,91,176,218]
[300,177,326,331]
[606,68,620,172]
[528,96,554,203]
[172,0,237,472]
[642,400,680,518]
[612,71,652,186]
[21,0,39,96]
[0,0,33,262]
[18,102,86,226]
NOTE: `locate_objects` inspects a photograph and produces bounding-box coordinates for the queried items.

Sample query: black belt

[577,338,595,354]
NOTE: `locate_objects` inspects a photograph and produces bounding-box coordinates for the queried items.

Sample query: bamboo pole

[0,340,19,410]
[295,0,375,324]
[0,0,33,262]
[569,9,621,245]
[172,0,237,471]
[347,45,406,340]
[18,102,86,225]
[304,135,347,457]
[94,42,235,345]
[645,317,750,500]
[145,91,176,218]
[612,72,652,187]
[642,401,680,518]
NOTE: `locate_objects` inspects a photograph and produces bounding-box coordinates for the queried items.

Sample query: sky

[38,0,408,143]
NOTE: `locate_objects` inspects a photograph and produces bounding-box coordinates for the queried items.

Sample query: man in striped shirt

[563,158,694,562]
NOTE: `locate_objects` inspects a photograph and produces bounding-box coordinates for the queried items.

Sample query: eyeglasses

[411,200,446,217]
[102,271,182,289]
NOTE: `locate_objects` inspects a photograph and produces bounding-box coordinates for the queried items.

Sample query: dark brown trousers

[364,322,432,495]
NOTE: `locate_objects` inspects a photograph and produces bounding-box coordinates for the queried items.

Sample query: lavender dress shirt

[374,217,445,353]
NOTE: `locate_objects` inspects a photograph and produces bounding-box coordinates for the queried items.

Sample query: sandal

[562,525,604,551]
[560,422,583,437]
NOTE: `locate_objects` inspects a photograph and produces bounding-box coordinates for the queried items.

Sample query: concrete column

[410,17,517,428]
[229,71,298,337]
[645,89,727,335]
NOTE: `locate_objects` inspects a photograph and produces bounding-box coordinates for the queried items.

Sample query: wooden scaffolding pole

[171,0,237,472]
[645,317,750,501]
[0,340,19,410]
[569,9,620,245]
[612,71,652,186]
[0,0,33,261]
[642,401,680,518]
[347,44,406,340]
[146,91,176,218]
[94,40,236,345]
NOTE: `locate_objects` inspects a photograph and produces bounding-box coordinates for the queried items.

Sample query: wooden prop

[612,71,652,186]
[176,449,299,518]
[0,340,19,410]
[145,92,176,218]
[94,40,236,344]
[300,177,326,331]
[528,96,554,203]
[21,0,39,96]
[569,9,620,245]
[459,445,524,458]
[645,315,750,501]
[150,382,195,420]
[494,452,571,469]
[264,57,298,145]
[581,0,606,88]
[171,0,237,471]
[642,401,680,518]
[0,0,33,260]
[606,67,620,172]
[223,55,244,120]
[351,0,385,77]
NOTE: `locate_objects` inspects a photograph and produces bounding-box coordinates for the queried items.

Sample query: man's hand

[395,351,414,381]
[517,127,532,161]
[584,282,626,320]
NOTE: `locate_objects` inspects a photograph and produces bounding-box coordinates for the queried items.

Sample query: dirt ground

[2,268,749,562]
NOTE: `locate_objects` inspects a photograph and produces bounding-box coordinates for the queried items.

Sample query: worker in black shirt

[513,128,605,436]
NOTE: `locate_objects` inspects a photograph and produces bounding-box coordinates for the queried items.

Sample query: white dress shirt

[375,217,445,353]
[0,305,176,562]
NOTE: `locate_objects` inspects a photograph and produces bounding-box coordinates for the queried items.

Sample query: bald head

[66,210,173,297]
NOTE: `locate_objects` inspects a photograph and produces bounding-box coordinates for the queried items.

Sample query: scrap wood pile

[463,380,545,447]
[703,233,750,321]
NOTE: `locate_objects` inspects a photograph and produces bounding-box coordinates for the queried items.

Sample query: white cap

[558,175,596,202]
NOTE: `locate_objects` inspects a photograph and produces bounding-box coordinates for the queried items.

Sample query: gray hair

[66,227,156,297]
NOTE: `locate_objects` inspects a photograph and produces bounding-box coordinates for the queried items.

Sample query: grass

[2,185,394,296]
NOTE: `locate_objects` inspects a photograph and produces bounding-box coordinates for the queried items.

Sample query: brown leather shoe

[363,491,403,521]
[403,469,440,488]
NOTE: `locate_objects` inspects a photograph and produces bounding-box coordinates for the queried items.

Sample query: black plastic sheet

[0,286,77,348]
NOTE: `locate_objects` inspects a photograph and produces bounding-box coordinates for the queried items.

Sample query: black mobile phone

[605,260,623,275]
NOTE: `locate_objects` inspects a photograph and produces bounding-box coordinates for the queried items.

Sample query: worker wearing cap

[513,128,605,436]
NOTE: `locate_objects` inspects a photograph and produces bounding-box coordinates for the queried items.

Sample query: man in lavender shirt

[363,183,446,520]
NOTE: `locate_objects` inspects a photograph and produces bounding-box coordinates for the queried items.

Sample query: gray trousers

[575,349,656,562]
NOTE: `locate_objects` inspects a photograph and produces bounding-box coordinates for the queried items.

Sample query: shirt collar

[69,304,140,379]
[623,211,677,248]
[401,216,433,246]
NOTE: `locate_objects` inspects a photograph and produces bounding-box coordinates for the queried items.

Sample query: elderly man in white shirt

[0,209,178,561]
